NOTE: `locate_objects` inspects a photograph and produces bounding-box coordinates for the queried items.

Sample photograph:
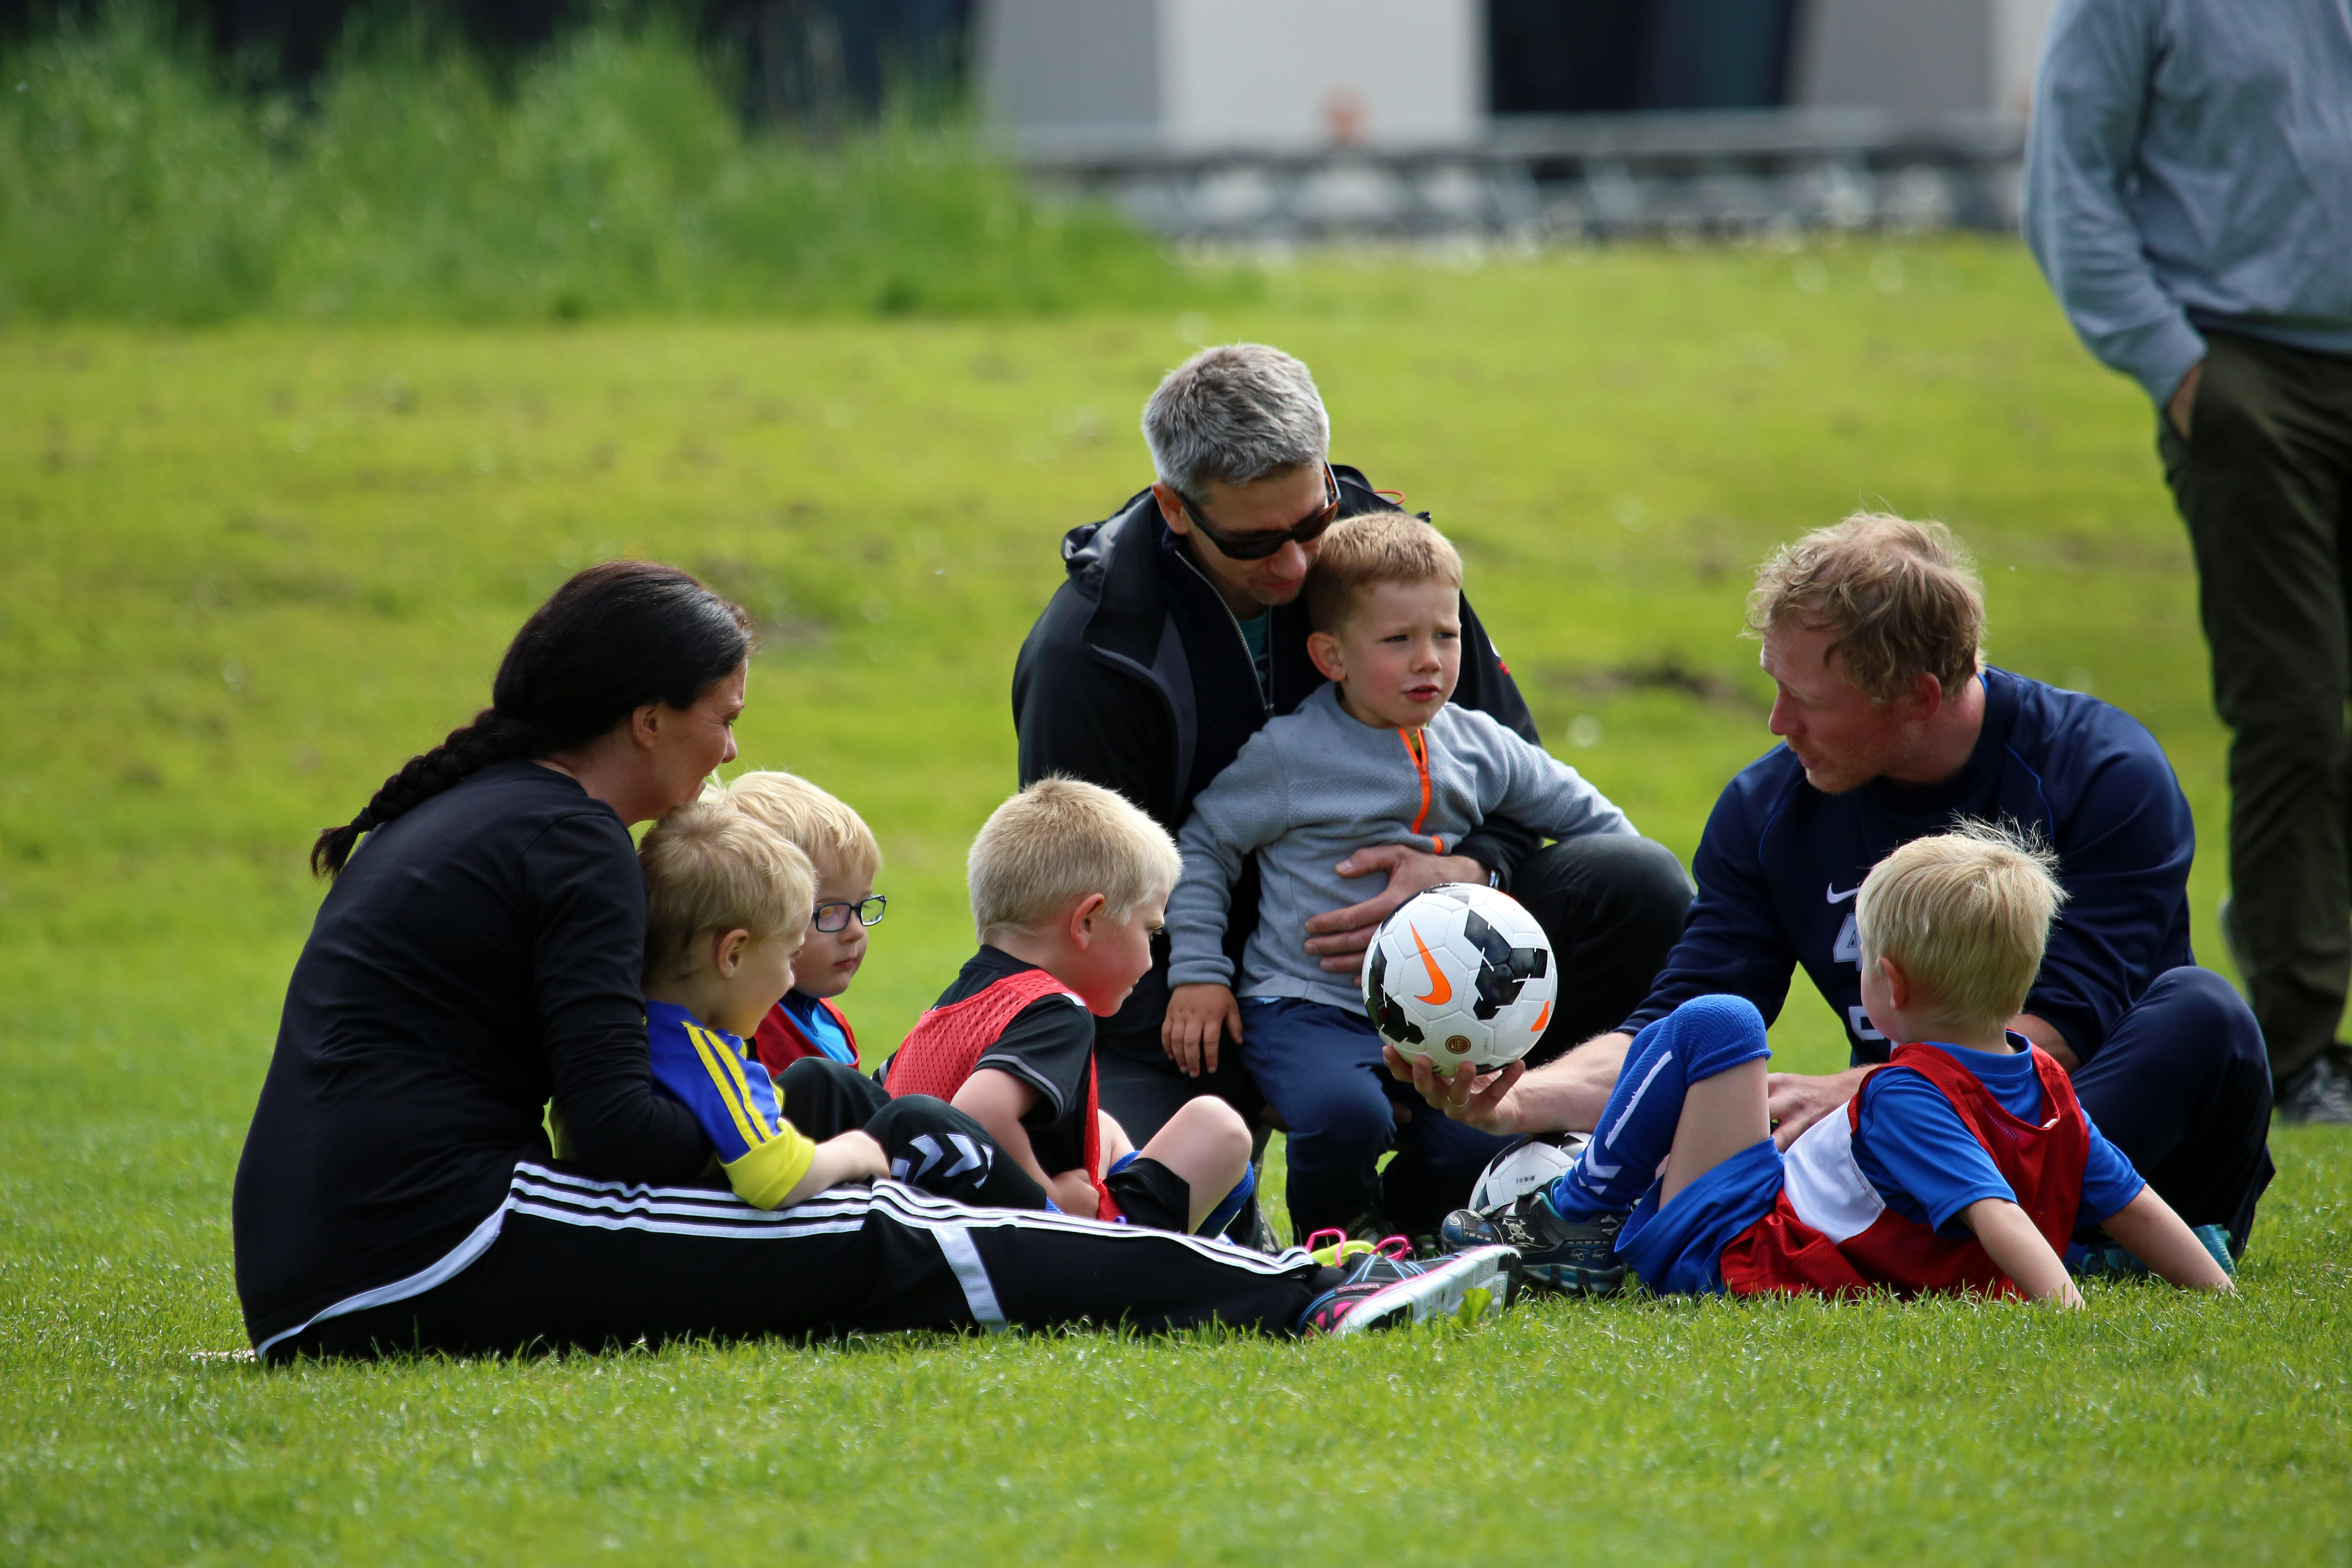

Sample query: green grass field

[2,239,2346,1564]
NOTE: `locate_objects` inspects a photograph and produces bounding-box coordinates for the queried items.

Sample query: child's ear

[1877,954,1910,1011]
[712,928,752,977]
[1306,629,1347,684]
[1066,892,1108,947]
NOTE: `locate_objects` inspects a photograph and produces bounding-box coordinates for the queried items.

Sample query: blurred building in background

[982,0,2055,238]
[0,0,2052,239]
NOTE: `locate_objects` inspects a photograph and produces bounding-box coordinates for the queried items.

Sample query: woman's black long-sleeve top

[232,763,709,1348]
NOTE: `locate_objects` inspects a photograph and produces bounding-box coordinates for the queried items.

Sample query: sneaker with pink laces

[1295,1239,1523,1336]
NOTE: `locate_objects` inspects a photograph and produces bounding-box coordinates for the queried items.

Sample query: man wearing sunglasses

[1012,343,1694,1236]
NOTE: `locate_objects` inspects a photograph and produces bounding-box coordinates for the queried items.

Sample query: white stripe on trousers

[259,1161,1312,1356]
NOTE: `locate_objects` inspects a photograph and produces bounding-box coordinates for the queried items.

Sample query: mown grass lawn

[2,239,2346,1565]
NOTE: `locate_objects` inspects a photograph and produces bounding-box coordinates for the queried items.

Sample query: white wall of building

[1794,0,2055,122]
[978,0,1160,142]
[1993,0,2058,121]
[982,0,2051,151]
[979,0,1480,151]
[1160,0,1481,150]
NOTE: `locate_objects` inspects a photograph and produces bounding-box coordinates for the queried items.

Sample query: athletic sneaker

[1302,1228,1394,1267]
[1440,1188,1626,1296]
[2067,1222,2237,1280]
[1296,1244,1524,1335]
[2277,1054,2352,1126]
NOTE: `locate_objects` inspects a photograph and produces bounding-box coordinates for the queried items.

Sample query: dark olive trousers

[2161,329,2352,1084]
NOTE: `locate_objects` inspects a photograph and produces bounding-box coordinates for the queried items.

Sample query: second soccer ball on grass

[1361,883,1556,1073]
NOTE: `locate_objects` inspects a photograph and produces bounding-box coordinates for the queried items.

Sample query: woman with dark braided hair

[234,561,1339,1360]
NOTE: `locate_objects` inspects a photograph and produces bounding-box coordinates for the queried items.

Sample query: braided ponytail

[311,562,753,878]
[310,712,543,876]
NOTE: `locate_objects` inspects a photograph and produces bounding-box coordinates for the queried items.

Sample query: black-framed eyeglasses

[813,896,887,933]
[1172,462,1342,562]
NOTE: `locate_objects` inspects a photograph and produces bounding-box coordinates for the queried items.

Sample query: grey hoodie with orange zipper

[1166,682,1638,1011]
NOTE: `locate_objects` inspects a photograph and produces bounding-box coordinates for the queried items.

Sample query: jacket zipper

[1176,550,1274,719]
[1398,727,1445,854]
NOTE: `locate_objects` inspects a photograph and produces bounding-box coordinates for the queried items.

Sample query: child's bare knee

[1166,1096,1250,1162]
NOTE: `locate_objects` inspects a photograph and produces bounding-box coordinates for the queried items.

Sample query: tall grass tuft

[0,8,1197,324]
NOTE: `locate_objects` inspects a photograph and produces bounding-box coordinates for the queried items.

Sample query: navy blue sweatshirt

[1623,669,2195,1064]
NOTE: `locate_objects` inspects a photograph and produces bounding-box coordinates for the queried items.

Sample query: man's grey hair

[1142,344,1330,496]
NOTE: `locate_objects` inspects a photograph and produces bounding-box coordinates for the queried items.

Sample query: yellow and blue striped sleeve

[644,1004,817,1209]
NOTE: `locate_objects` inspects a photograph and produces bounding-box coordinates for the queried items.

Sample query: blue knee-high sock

[1548,994,1771,1220]
[1197,1159,1257,1238]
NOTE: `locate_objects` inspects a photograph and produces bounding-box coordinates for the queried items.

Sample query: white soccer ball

[1469,1130,1590,1214]
[1360,882,1557,1073]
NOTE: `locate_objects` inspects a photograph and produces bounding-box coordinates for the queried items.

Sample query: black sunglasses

[1172,463,1342,562]
[813,896,887,933]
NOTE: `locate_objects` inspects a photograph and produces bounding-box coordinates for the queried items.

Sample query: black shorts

[1103,1153,1193,1233]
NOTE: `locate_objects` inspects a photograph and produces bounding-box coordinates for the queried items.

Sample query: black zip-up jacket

[1011,466,1544,1051]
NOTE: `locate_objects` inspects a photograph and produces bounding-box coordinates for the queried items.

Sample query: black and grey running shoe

[1440,1188,1627,1296]
[2277,1054,2352,1126]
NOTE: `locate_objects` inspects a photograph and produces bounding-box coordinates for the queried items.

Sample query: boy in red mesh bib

[885,778,1260,1237]
[1449,824,2238,1304]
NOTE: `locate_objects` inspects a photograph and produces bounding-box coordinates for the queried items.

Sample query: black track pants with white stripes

[776,1058,1050,1210]
[274,1164,1326,1360]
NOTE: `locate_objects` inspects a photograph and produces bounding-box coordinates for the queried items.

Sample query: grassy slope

[0,240,2346,1564]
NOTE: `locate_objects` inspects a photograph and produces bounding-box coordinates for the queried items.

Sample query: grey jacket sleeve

[1470,711,1638,842]
[1164,728,1294,990]
[2021,0,2206,406]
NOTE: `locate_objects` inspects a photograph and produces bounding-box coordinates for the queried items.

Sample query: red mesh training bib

[886,968,1117,1220]
[1721,1042,2089,1299]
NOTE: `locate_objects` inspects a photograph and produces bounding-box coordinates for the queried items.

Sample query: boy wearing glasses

[725,771,887,1073]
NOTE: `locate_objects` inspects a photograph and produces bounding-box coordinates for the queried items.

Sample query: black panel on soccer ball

[1462,910,1524,1020]
[1362,942,1389,1029]
[1363,941,1426,1045]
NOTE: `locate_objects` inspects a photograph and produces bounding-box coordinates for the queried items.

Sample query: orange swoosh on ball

[1531,998,1551,1033]
[1409,924,1452,1006]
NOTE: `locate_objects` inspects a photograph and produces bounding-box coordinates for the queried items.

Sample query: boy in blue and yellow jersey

[723,771,882,1074]
[636,799,1050,1211]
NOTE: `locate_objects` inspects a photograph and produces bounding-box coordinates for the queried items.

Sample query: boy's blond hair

[968,777,1181,942]
[1855,822,2068,1032]
[1302,511,1464,634]
[723,769,882,882]
[640,800,816,984]
[1745,514,1984,703]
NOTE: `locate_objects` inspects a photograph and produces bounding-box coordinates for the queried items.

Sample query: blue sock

[1197,1159,1257,1238]
[1549,994,1771,1220]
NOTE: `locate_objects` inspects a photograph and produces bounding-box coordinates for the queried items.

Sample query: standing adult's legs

[2068,968,2275,1256]
[1507,834,1694,1068]
[2162,332,2352,1088]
